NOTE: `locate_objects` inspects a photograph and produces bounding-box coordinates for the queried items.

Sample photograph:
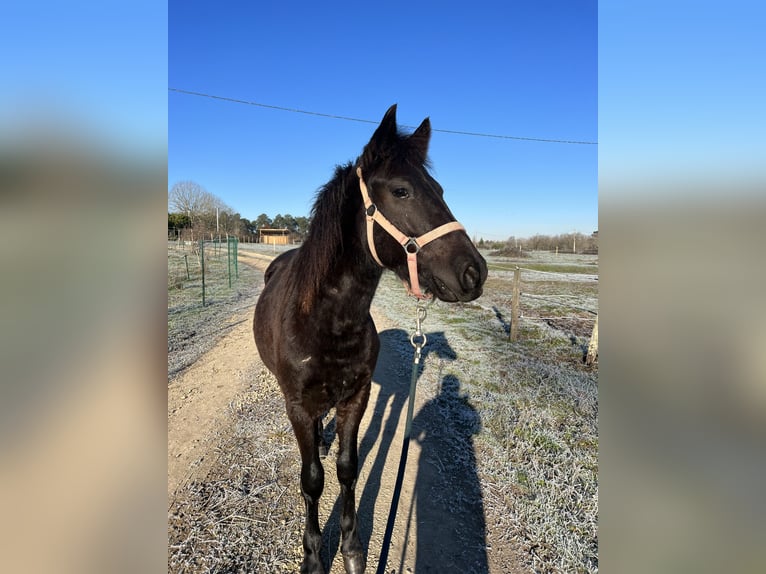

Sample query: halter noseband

[356,167,465,299]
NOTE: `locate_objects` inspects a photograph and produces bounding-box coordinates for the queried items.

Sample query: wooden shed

[258,228,291,245]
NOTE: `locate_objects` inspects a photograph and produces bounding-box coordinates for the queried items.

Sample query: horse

[253,104,487,574]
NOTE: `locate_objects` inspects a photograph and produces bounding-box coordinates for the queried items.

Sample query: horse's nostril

[462,264,480,290]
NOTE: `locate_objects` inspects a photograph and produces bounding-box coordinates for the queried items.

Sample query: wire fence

[519,293,598,316]
[500,265,599,365]
[168,237,240,307]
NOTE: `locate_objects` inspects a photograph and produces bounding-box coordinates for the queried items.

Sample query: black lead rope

[375,301,429,574]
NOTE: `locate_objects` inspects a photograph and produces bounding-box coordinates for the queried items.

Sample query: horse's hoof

[300,557,326,574]
[342,551,366,574]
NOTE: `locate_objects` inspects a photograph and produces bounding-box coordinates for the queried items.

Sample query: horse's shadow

[320,328,488,572]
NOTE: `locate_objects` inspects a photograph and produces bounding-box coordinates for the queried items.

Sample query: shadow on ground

[321,328,489,573]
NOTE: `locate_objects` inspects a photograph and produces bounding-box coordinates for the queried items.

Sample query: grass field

[168,247,598,572]
[167,242,261,379]
[370,251,598,572]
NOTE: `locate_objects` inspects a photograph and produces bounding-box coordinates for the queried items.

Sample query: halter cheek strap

[357,167,465,299]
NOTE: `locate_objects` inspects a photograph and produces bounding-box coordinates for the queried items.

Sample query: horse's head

[356,104,487,302]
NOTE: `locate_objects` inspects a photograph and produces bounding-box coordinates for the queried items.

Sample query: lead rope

[375,299,429,574]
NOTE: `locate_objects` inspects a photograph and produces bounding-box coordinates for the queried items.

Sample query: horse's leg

[288,407,326,574]
[335,383,371,574]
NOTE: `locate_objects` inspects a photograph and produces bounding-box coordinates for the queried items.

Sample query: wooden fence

[506,265,598,365]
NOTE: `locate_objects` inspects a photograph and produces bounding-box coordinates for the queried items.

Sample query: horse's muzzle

[431,254,488,302]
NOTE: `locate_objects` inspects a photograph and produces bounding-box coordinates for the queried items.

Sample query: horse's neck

[321,233,382,316]
[293,166,382,319]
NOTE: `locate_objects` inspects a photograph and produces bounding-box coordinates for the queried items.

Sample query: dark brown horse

[253,105,487,574]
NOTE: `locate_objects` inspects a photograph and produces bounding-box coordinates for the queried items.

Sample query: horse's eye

[392,187,409,199]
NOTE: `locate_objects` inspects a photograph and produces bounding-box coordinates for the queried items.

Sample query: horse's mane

[292,163,354,313]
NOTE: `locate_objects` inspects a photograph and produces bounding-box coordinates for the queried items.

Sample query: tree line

[168,180,596,253]
[248,213,310,239]
[477,231,598,255]
[167,180,310,242]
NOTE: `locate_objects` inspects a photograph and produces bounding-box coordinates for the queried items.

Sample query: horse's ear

[379,104,398,133]
[409,117,431,162]
[370,104,398,144]
[360,104,399,168]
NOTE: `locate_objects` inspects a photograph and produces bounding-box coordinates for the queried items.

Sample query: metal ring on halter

[410,332,427,349]
[403,238,421,254]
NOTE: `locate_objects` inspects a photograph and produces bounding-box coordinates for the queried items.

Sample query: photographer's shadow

[409,372,489,573]
[325,329,488,572]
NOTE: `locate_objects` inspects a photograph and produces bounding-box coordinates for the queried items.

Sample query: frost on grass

[477,358,598,573]
[372,253,599,573]
[167,244,262,380]
[168,367,305,574]
[167,250,598,573]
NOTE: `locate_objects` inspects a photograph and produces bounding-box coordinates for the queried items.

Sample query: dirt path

[168,252,526,573]
[167,308,256,497]
[168,250,271,497]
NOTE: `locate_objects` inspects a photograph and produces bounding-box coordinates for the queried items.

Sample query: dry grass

[371,252,599,573]
[168,367,306,573]
[167,250,598,573]
[167,243,261,379]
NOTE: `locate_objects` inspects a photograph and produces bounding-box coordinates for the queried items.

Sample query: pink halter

[357,167,465,299]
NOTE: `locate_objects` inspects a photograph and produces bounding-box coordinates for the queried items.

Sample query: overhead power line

[169,88,597,145]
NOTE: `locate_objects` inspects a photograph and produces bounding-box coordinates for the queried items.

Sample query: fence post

[234,236,238,278]
[510,266,521,341]
[585,313,598,365]
[227,235,232,288]
[184,254,190,280]
[200,239,206,306]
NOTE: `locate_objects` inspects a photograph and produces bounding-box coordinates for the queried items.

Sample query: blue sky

[599,2,765,194]
[0,2,167,156]
[2,2,761,238]
[169,1,597,240]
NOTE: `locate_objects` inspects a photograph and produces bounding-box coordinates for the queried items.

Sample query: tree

[271,213,286,229]
[168,180,218,239]
[168,212,191,230]
[168,180,247,239]
[294,216,310,240]
[254,213,272,231]
[282,213,298,234]
[583,231,598,254]
[241,217,257,234]
[169,181,215,221]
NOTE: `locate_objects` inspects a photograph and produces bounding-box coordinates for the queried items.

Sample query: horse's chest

[292,320,376,409]
[291,354,371,412]
[314,335,372,383]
